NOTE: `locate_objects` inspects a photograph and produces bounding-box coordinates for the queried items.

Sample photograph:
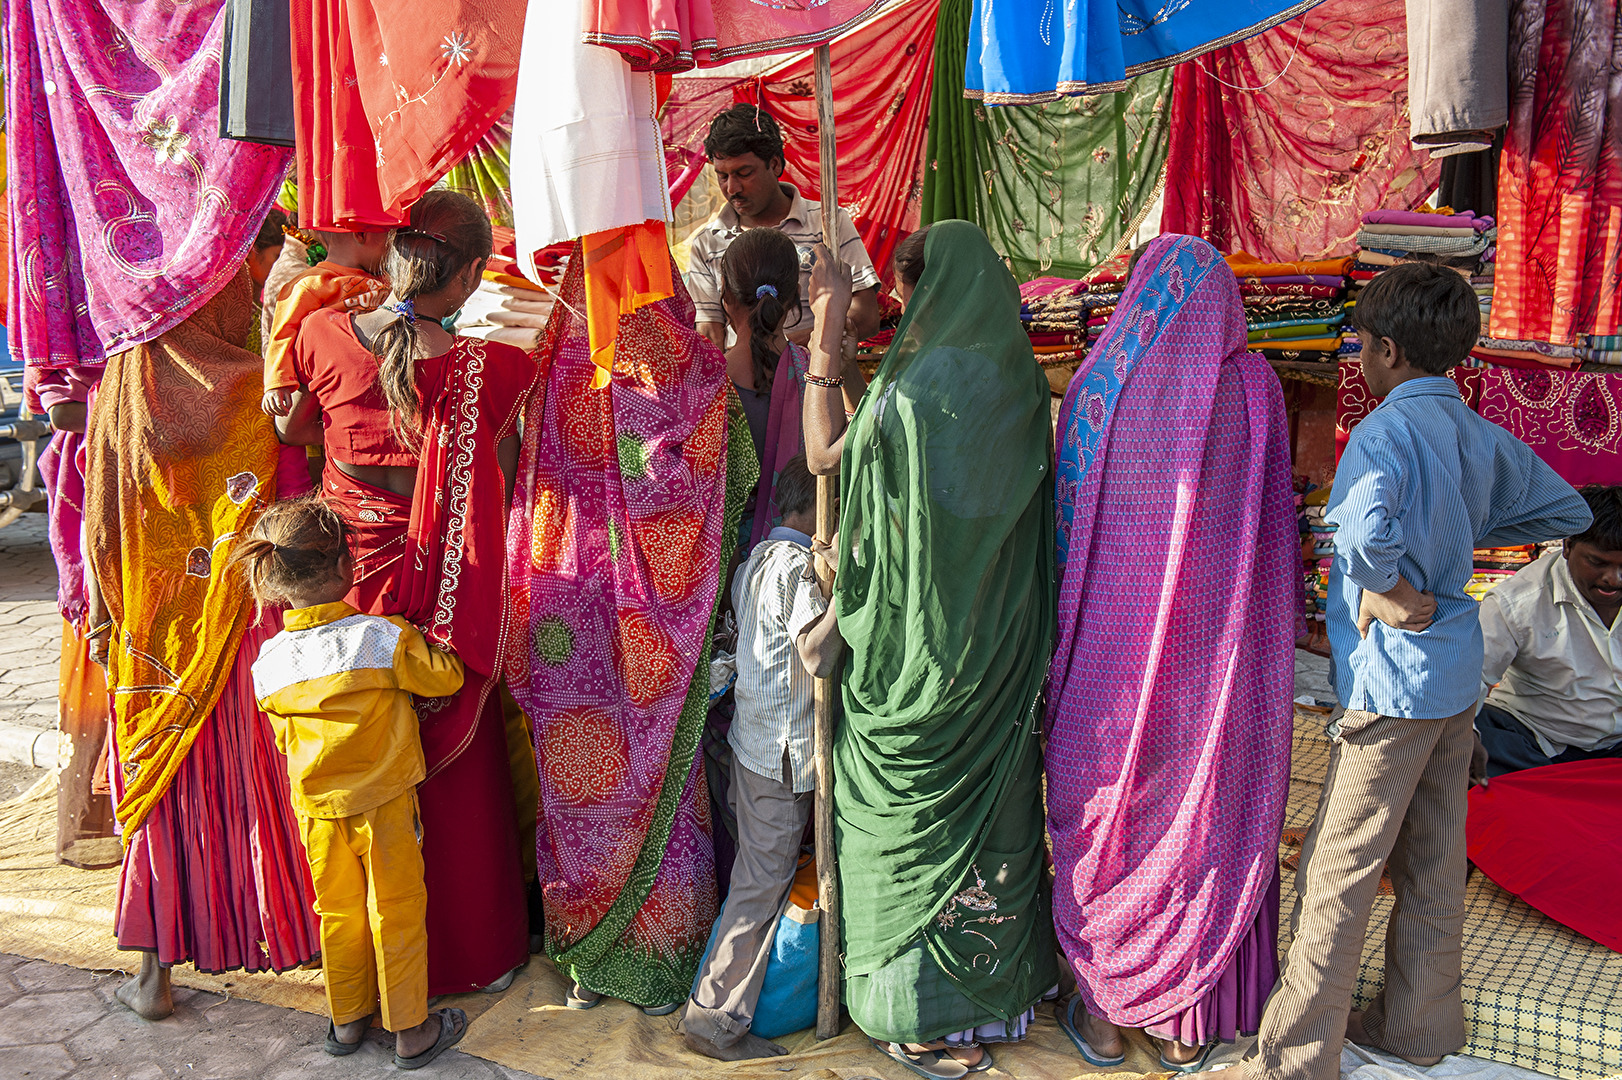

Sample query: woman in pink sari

[279,191,535,1002]
[1047,234,1297,1072]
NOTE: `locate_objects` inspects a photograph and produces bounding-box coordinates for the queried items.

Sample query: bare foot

[331,1016,369,1047]
[1079,1006,1125,1061]
[1346,1010,1442,1067]
[1161,1039,1205,1065]
[396,1008,464,1060]
[938,1043,987,1069]
[683,1030,788,1060]
[114,954,173,1020]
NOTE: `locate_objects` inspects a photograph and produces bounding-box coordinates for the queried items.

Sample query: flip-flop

[324,1016,368,1057]
[949,1045,995,1073]
[480,963,522,994]
[394,1008,467,1071]
[566,981,602,1009]
[642,1001,681,1016]
[1158,1041,1219,1074]
[872,1039,970,1080]
[1059,996,1127,1067]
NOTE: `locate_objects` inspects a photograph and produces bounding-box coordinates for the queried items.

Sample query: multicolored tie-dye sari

[1049,234,1296,1042]
[508,248,756,1008]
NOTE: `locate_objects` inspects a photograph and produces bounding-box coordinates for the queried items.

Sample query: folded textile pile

[1017,272,1128,383]
[1467,544,1540,601]
[1227,254,1352,365]
[1300,492,1334,625]
[1579,333,1622,367]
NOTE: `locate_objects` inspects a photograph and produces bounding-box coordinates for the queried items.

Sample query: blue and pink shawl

[1048,234,1297,1037]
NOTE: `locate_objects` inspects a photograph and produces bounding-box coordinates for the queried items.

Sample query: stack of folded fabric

[1226,253,1352,366]
[1300,493,1334,628]
[1466,544,1538,600]
[1017,270,1128,391]
[1579,333,1622,367]
[1353,208,1496,279]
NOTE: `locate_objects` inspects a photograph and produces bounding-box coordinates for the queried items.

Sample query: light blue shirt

[1326,377,1591,719]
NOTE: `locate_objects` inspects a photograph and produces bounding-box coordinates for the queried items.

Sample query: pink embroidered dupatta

[1048,234,1297,1028]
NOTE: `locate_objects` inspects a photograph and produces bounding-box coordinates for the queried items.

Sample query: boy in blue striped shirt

[1243,263,1590,1080]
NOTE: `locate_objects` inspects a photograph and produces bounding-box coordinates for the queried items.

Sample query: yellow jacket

[251,601,463,819]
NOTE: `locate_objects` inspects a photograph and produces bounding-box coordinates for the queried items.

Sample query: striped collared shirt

[1326,377,1590,719]
[729,527,828,792]
[686,183,881,333]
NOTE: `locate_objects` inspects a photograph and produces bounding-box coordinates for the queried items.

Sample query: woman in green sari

[805,221,1057,1078]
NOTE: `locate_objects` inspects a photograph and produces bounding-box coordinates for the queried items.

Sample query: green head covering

[834,220,1056,1021]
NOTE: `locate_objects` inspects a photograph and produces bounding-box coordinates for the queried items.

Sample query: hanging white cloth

[510,0,671,279]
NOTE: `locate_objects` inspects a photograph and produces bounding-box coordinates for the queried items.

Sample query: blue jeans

[1474,702,1622,776]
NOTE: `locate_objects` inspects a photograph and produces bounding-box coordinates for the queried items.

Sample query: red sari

[294,309,537,993]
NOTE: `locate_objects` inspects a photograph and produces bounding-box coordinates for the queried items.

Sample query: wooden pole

[811,41,842,1044]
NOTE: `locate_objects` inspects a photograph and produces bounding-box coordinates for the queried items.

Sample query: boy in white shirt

[681,455,843,1061]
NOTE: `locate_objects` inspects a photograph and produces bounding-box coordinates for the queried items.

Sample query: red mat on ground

[1467,758,1622,953]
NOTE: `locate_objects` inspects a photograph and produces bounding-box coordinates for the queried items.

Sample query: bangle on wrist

[805,372,844,388]
[86,619,113,639]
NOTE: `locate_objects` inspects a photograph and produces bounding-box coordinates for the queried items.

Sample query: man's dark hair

[894,226,931,289]
[1572,485,1622,550]
[704,104,785,167]
[1350,262,1480,375]
[773,454,826,520]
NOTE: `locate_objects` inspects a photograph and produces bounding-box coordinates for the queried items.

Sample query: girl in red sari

[279,191,536,998]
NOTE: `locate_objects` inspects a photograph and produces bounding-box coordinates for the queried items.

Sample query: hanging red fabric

[586,0,881,72]
[290,0,523,229]
[1161,0,1440,262]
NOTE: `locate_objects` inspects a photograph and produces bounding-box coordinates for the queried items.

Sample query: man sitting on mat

[1477,484,1622,778]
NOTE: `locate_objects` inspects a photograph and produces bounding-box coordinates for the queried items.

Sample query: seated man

[1477,484,1622,776]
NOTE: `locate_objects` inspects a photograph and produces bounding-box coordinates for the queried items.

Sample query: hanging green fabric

[834,220,1057,1040]
[922,0,1171,281]
[443,112,515,227]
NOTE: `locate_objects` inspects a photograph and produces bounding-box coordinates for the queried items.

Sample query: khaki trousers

[681,753,812,1049]
[299,789,429,1033]
[1247,707,1473,1080]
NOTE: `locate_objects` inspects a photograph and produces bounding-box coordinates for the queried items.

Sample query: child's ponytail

[227,495,351,616]
[371,190,494,447]
[720,229,801,392]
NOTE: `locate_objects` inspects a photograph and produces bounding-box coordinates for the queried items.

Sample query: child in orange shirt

[235,495,468,1069]
[261,229,392,416]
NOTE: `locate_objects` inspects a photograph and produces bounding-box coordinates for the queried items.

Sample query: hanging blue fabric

[964,0,1325,103]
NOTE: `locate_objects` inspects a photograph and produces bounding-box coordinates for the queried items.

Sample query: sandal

[642,1001,681,1016]
[1158,1040,1219,1074]
[872,1039,970,1080]
[394,1008,467,1070]
[324,1015,369,1057]
[479,962,523,994]
[1059,996,1127,1067]
[566,981,602,1009]
[947,1044,995,1073]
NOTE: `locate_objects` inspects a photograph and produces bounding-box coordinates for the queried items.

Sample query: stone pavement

[0,513,61,768]
[0,954,551,1080]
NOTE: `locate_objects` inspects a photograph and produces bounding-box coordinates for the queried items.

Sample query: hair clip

[400,227,448,244]
[755,284,778,300]
[391,299,417,324]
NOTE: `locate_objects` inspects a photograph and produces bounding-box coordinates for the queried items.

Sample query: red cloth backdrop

[1490,0,1622,346]
[1161,0,1441,261]
[586,0,881,72]
[663,0,938,286]
[290,0,523,229]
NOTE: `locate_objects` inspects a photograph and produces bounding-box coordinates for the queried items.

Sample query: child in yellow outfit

[234,495,469,1070]
[261,229,391,416]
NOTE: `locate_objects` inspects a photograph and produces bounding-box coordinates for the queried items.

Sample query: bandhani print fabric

[508,248,756,1007]
[5,0,291,368]
[1477,367,1622,486]
[1161,0,1442,262]
[1490,0,1622,345]
[586,0,883,72]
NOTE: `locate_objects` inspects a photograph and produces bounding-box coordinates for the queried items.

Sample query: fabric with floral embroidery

[288,0,523,229]
[508,247,755,1008]
[1477,367,1622,486]
[585,0,882,72]
[1049,234,1297,1033]
[4,0,292,368]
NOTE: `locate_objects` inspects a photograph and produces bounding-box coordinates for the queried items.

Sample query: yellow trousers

[298,789,428,1032]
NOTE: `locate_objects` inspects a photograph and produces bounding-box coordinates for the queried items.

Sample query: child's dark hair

[373,190,493,446]
[229,495,350,610]
[703,104,785,167]
[773,454,828,520]
[1350,262,1480,375]
[256,208,289,252]
[721,229,800,391]
[894,226,931,289]
[1572,485,1622,550]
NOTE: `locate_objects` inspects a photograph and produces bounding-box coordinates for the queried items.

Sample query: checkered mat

[1284,711,1622,1079]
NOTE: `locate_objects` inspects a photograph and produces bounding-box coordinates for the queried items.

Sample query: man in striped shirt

[1244,264,1589,1080]
[682,455,844,1062]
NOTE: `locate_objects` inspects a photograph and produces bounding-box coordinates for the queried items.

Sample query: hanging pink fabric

[747,343,809,549]
[586,0,882,72]
[1477,367,1622,486]
[4,0,291,368]
[1048,235,1297,1035]
[1161,0,1441,262]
